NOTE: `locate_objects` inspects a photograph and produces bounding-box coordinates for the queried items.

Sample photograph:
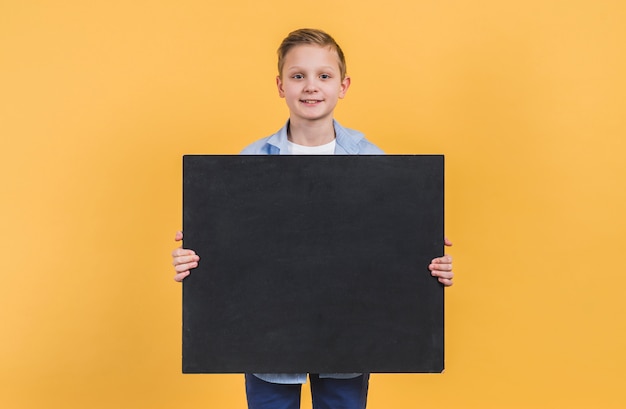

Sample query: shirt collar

[265,119,364,155]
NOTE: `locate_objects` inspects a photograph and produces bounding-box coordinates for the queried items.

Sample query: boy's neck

[287,118,335,147]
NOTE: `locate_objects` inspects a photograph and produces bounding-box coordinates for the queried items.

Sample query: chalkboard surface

[182,155,444,373]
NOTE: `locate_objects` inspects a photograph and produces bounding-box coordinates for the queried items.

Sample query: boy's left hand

[429,237,454,287]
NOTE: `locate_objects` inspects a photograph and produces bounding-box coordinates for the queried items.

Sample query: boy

[171,28,454,409]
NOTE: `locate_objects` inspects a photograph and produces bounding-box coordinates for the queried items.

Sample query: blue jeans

[245,373,370,409]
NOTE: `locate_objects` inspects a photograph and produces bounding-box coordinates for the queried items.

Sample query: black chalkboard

[182,155,444,373]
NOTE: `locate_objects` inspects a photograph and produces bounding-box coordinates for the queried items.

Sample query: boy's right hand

[171,231,200,282]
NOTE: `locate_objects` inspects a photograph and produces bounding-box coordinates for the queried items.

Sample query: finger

[171,248,196,258]
[431,269,454,279]
[444,237,453,247]
[431,255,452,265]
[174,261,198,273]
[172,254,199,266]
[430,261,451,270]
[438,277,454,287]
[174,271,190,282]
[430,264,453,273]
[175,231,183,241]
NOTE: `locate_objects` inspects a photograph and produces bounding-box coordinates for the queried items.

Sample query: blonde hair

[277,28,347,80]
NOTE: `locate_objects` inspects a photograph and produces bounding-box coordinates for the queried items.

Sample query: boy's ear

[339,76,351,99]
[276,76,285,98]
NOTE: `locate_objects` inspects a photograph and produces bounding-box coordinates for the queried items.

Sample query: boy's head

[277,28,347,80]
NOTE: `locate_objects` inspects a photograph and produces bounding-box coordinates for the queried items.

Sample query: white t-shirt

[287,139,336,155]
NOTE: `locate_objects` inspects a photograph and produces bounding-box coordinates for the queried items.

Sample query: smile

[301,99,322,104]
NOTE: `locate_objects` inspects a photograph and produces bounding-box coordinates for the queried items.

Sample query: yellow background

[1,1,625,408]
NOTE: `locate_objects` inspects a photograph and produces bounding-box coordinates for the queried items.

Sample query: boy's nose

[303,80,318,92]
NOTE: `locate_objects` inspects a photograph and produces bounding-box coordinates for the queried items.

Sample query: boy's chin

[290,107,336,122]
[292,113,333,123]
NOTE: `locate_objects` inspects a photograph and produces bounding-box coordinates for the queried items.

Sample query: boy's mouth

[301,99,323,104]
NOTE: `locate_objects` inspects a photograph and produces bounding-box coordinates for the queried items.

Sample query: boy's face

[277,45,350,125]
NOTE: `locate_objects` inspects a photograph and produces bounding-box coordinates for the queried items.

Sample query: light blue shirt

[240,119,383,384]
[241,119,383,156]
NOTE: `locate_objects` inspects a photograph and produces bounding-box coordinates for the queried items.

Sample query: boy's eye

[320,74,331,79]
[292,74,304,79]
